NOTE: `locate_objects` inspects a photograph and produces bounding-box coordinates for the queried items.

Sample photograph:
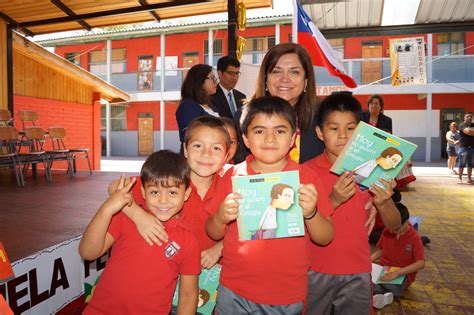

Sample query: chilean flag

[296,3,357,88]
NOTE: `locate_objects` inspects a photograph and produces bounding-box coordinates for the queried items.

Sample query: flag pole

[292,0,298,43]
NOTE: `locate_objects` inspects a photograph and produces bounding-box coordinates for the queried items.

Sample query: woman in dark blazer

[362,94,392,133]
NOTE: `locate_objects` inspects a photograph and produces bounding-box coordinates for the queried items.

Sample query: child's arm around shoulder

[79,176,135,260]
[109,176,169,246]
[369,179,401,230]
[176,275,199,315]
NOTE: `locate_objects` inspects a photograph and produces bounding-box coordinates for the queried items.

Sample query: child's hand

[217,193,241,225]
[369,179,394,207]
[102,176,136,215]
[380,270,400,281]
[299,183,317,218]
[330,171,356,208]
[201,243,222,269]
[133,210,168,246]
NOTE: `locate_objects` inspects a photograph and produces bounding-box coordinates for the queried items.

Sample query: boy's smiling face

[316,111,358,162]
[243,113,295,172]
[141,180,191,222]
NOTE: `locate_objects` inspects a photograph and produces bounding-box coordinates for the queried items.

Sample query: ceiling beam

[321,21,474,39]
[51,0,92,31]
[16,0,206,28]
[0,12,35,37]
[138,0,161,23]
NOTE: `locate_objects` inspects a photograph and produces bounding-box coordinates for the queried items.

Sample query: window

[241,36,275,64]
[89,48,127,75]
[101,105,127,131]
[204,39,223,65]
[65,52,81,65]
[437,32,464,56]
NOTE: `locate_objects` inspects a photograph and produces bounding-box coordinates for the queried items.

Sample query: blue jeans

[458,147,473,168]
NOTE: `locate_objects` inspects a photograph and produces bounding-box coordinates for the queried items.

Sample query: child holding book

[115,116,231,270]
[80,150,200,314]
[371,202,425,309]
[206,96,334,314]
[304,92,401,314]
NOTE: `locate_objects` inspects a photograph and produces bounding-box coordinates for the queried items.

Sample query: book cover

[330,122,417,188]
[371,263,406,285]
[232,170,304,241]
[172,264,221,315]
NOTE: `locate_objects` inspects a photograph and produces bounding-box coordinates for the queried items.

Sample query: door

[138,55,153,91]
[440,108,464,158]
[361,43,383,84]
[182,52,199,80]
[138,113,154,156]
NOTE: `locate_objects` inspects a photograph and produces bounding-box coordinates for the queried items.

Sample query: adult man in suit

[211,56,246,118]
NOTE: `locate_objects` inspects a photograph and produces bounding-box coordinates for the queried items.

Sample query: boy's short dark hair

[317,92,362,128]
[217,55,241,72]
[241,96,297,135]
[184,116,231,149]
[141,150,190,189]
[380,147,403,158]
[396,202,410,225]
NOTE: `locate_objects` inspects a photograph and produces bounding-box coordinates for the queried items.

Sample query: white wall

[385,109,440,138]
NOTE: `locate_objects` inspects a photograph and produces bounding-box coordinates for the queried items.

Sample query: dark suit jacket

[211,85,246,119]
[361,111,393,133]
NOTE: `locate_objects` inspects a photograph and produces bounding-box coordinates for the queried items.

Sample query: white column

[425,34,433,162]
[208,29,214,67]
[106,39,112,157]
[160,32,166,150]
[275,23,280,44]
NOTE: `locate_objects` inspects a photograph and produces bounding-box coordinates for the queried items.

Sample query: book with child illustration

[232,170,304,241]
[371,263,406,285]
[330,122,417,188]
[172,264,221,315]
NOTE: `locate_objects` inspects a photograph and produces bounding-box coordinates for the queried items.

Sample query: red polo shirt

[304,152,372,274]
[206,155,332,305]
[84,211,200,314]
[377,223,424,286]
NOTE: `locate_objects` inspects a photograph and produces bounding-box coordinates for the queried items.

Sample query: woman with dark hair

[234,42,324,163]
[176,64,219,150]
[362,94,393,133]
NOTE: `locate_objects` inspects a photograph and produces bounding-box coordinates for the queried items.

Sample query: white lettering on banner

[0,236,108,314]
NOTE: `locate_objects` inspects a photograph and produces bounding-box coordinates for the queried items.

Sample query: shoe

[421,235,431,245]
[373,292,394,309]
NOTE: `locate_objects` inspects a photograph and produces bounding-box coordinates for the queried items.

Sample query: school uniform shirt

[377,223,425,286]
[131,176,220,251]
[304,152,372,274]
[84,210,200,315]
[206,155,333,305]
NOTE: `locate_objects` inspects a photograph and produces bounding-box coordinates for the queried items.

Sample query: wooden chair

[17,127,52,182]
[48,127,92,175]
[47,127,74,177]
[0,109,13,127]
[18,110,39,129]
[0,127,25,186]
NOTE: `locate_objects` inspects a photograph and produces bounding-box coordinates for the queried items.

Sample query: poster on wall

[0,236,108,315]
[156,56,178,76]
[138,56,154,91]
[389,37,426,86]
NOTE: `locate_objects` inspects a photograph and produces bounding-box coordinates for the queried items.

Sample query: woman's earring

[265,86,269,92]
[303,87,307,93]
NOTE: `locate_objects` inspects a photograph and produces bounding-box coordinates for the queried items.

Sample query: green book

[172,264,221,315]
[232,170,304,241]
[331,122,417,188]
[371,263,406,285]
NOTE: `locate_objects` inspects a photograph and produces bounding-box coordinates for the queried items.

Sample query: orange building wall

[13,95,97,171]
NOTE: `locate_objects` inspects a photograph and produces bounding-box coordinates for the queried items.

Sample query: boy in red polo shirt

[304,92,401,314]
[206,96,334,314]
[371,203,425,309]
[79,150,200,314]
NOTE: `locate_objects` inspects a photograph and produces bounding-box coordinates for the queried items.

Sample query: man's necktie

[228,91,236,117]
